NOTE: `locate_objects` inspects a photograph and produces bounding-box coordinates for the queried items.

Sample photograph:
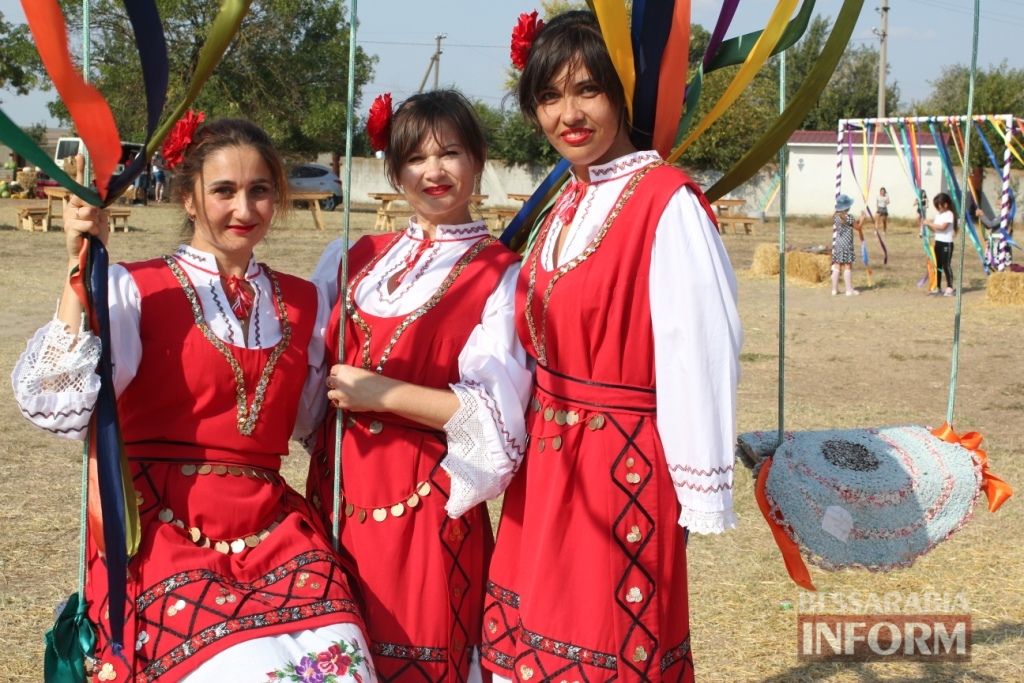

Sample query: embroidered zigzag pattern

[667,463,735,477]
[672,480,734,492]
[590,151,660,178]
[463,379,526,461]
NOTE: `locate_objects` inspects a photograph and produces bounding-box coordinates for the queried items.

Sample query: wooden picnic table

[292,191,332,231]
[712,198,756,235]
[44,186,69,229]
[368,192,489,231]
[507,193,532,203]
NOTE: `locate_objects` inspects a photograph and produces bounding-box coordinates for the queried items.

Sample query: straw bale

[750,242,779,276]
[62,156,77,176]
[785,251,831,284]
[986,270,1024,305]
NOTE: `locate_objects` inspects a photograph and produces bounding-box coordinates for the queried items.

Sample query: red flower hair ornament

[367,93,394,153]
[511,10,544,71]
[161,110,205,170]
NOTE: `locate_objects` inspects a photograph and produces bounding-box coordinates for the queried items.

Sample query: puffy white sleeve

[650,187,743,534]
[441,261,532,518]
[10,264,143,439]
[309,237,348,307]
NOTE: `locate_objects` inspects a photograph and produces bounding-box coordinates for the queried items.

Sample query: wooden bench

[717,215,756,235]
[108,208,131,232]
[486,208,519,235]
[16,207,50,231]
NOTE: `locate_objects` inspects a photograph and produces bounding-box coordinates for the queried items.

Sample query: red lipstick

[561,128,593,145]
[424,185,452,196]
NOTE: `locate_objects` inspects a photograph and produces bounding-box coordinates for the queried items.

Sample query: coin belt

[178,462,281,485]
[157,507,288,555]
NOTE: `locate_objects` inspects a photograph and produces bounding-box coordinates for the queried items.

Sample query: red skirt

[481,367,694,683]
[86,454,363,682]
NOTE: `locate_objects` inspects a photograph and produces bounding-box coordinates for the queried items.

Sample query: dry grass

[986,270,1024,306]
[1,202,1022,682]
[785,251,832,285]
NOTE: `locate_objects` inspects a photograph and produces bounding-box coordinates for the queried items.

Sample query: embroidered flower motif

[511,11,544,70]
[161,110,205,170]
[266,638,366,682]
[367,94,393,152]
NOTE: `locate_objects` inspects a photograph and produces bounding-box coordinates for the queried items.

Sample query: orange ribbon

[755,459,815,591]
[931,422,1013,513]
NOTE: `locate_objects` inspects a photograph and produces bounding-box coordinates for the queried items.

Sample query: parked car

[288,164,343,211]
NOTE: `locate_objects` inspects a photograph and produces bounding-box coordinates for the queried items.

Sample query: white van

[54,137,145,176]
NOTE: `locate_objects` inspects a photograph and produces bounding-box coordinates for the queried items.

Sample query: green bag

[44,593,96,683]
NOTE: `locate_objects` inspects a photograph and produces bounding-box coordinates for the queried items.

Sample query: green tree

[22,123,47,145]
[912,61,1024,169]
[48,0,376,157]
[0,11,42,97]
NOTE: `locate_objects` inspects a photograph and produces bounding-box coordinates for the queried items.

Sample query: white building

[782,130,946,219]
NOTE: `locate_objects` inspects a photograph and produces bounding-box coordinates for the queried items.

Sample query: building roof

[789,129,945,147]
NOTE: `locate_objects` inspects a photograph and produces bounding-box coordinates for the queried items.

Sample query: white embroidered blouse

[310,219,532,520]
[540,150,743,535]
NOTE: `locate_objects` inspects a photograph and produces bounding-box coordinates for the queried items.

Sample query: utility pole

[874,0,889,118]
[418,34,446,93]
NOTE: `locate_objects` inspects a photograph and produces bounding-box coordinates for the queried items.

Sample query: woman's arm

[651,187,742,534]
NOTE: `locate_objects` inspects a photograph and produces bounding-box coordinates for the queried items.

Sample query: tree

[912,61,1024,170]
[48,0,376,157]
[0,11,43,97]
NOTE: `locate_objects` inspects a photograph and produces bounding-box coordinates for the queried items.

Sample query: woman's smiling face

[184,145,275,263]
[397,120,479,231]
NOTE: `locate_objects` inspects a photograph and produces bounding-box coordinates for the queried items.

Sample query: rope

[947,0,982,427]
[332,0,359,551]
[776,51,786,449]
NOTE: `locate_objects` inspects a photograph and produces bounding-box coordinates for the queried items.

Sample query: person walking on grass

[832,193,863,296]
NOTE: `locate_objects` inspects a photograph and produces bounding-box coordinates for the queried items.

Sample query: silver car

[288,163,344,211]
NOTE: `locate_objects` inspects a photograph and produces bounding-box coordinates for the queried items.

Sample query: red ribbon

[552,180,587,226]
[224,275,254,320]
[755,459,816,591]
[931,422,1013,513]
[393,237,433,287]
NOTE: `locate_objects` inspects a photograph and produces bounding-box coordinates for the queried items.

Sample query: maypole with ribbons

[742,1,1012,591]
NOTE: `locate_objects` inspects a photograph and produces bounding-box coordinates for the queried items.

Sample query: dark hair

[384,90,486,190]
[515,10,629,134]
[933,192,957,230]
[171,118,290,237]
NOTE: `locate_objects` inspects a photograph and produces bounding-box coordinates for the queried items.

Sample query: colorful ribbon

[587,0,636,121]
[931,423,1013,513]
[755,459,816,591]
[68,236,140,652]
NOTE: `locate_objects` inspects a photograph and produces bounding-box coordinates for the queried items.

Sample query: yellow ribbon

[931,422,1013,513]
[669,0,799,162]
[588,0,635,122]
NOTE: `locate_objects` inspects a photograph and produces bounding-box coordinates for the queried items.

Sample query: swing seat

[752,425,985,572]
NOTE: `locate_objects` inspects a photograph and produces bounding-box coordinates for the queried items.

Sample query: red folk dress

[306,231,520,683]
[482,163,713,683]
[84,258,365,681]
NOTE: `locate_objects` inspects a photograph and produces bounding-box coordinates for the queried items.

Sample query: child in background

[922,192,958,295]
[832,194,863,296]
[876,187,890,232]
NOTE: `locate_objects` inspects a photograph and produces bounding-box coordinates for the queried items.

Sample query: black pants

[935,241,954,290]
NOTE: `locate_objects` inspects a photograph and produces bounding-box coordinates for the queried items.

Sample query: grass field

[0,200,1021,682]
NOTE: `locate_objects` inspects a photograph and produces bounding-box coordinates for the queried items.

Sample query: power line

[360,40,504,49]
[904,0,1024,27]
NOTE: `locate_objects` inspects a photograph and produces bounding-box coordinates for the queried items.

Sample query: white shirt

[934,209,956,242]
[311,219,532,519]
[539,150,743,534]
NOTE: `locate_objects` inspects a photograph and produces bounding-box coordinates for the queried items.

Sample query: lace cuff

[678,505,737,535]
[440,384,517,519]
[12,320,101,439]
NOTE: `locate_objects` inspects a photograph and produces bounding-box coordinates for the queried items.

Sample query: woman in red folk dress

[305,90,530,683]
[481,11,743,683]
[12,119,374,682]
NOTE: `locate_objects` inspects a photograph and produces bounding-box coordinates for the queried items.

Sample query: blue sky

[1,0,1021,128]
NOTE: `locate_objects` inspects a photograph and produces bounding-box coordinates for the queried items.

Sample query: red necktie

[224,275,254,320]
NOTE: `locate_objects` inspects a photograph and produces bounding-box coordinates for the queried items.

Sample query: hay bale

[986,271,1024,305]
[62,156,77,176]
[785,251,832,284]
[750,242,780,276]
[15,170,37,196]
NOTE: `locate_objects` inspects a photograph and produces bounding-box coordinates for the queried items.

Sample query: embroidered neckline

[406,219,490,241]
[163,256,291,436]
[525,162,660,366]
[346,234,495,373]
[588,150,662,181]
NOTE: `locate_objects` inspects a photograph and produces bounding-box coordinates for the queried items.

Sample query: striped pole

[999,115,1012,232]
[834,121,844,255]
